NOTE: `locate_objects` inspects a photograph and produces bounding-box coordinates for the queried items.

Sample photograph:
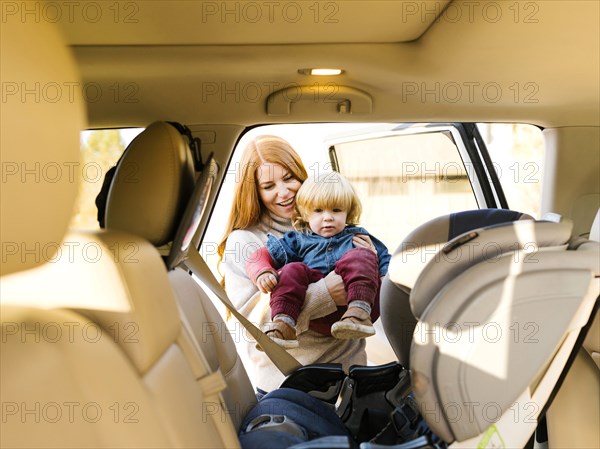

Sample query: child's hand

[353,234,377,253]
[256,272,278,293]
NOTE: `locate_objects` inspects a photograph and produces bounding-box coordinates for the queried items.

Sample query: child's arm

[353,231,392,276]
[246,246,279,293]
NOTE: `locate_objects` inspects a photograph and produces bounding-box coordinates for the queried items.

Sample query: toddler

[246,172,390,348]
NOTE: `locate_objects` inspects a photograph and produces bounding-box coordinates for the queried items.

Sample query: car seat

[380,209,534,367]
[399,215,599,446]
[0,18,177,448]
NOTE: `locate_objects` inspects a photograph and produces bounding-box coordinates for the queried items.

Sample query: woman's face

[256,162,302,219]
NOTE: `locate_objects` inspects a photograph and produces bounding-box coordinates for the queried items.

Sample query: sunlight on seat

[0,231,132,312]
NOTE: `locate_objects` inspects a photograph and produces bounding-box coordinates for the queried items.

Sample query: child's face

[307,207,348,237]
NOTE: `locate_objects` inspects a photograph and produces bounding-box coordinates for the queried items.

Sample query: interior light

[298,68,344,76]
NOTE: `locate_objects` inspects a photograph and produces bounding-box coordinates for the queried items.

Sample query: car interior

[1,1,599,449]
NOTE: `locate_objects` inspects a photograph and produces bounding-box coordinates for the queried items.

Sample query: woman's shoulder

[223,228,266,266]
[227,227,265,246]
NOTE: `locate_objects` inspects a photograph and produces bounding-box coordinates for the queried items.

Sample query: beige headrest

[1,230,181,375]
[106,121,195,246]
[410,220,573,318]
[1,19,85,276]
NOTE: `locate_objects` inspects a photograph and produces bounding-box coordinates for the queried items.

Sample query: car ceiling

[59,1,599,129]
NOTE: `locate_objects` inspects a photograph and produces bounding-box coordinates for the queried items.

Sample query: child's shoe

[331,307,376,339]
[256,320,299,350]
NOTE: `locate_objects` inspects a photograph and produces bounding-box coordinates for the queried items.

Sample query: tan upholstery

[0,18,85,276]
[1,230,181,375]
[581,209,600,367]
[547,349,600,449]
[590,208,600,242]
[0,18,243,448]
[106,121,196,246]
[105,121,257,429]
[546,208,600,449]
[381,210,534,366]
[408,220,599,445]
[1,228,242,448]
[169,268,257,428]
[76,231,183,375]
[1,306,172,448]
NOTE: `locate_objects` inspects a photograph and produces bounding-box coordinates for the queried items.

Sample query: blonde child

[246,172,391,348]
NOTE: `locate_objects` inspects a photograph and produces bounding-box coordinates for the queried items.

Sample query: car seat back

[1,227,242,448]
[381,209,533,366]
[1,20,245,447]
[545,208,600,449]
[104,121,257,429]
[408,218,599,446]
[0,19,186,448]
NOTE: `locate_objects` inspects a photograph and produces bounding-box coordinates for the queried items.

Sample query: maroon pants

[269,247,381,336]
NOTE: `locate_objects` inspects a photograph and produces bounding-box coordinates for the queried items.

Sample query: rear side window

[330,129,478,251]
[478,123,544,218]
[70,128,143,230]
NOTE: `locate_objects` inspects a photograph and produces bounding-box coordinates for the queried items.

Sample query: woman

[218,135,374,392]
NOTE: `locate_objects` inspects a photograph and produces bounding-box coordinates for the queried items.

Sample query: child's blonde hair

[293,172,362,231]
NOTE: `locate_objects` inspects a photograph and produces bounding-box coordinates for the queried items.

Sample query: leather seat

[3,229,242,447]
[103,121,257,429]
[0,20,242,448]
[99,121,354,447]
[0,18,175,448]
[2,111,350,447]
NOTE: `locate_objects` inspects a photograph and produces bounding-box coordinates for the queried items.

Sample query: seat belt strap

[176,307,242,449]
[184,248,302,375]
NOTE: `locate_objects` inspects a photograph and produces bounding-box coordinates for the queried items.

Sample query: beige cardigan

[222,213,367,392]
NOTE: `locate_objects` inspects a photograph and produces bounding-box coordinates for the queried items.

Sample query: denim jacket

[266,226,391,276]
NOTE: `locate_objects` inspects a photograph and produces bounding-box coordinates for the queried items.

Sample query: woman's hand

[324,271,347,306]
[353,234,377,254]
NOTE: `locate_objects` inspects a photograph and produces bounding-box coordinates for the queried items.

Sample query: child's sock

[273,314,296,327]
[348,300,371,315]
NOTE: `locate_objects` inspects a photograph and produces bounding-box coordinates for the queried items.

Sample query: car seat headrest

[104,121,196,246]
[1,19,86,276]
[388,209,533,292]
[410,219,573,318]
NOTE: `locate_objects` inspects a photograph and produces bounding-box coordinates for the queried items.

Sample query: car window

[69,128,143,230]
[478,123,544,219]
[203,123,544,278]
[330,128,478,251]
